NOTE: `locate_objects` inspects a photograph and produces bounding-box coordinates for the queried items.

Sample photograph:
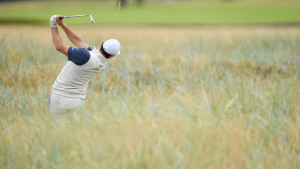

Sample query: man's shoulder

[68,46,92,66]
[68,46,92,54]
[88,50,107,70]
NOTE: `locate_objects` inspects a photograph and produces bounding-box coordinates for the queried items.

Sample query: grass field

[0,0,300,25]
[0,25,299,168]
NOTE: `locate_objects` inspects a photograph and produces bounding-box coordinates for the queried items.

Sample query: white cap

[103,39,121,56]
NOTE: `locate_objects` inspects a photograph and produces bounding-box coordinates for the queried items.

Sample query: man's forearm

[60,23,88,48]
[51,27,64,50]
[51,27,68,56]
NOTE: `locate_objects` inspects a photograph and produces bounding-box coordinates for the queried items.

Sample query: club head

[89,15,95,24]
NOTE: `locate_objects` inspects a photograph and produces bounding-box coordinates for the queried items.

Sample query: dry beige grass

[0,25,299,169]
[1,25,300,43]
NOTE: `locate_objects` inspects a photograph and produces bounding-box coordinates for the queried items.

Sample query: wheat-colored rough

[0,25,299,169]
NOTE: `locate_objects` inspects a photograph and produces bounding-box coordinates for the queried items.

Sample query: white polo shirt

[51,46,107,99]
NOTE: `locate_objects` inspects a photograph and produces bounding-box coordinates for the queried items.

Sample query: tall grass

[0,26,299,169]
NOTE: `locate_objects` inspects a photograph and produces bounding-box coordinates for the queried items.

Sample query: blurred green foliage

[0,1,300,25]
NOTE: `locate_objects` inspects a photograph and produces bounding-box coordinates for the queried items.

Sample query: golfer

[49,15,120,114]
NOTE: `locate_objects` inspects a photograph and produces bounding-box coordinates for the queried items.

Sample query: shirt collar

[93,46,108,64]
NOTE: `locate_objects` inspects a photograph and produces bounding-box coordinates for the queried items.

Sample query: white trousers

[49,93,85,115]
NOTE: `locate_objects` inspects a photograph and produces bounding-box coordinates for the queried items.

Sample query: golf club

[59,14,95,24]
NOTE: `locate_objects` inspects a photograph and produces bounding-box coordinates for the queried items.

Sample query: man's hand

[56,15,65,27]
[50,15,58,27]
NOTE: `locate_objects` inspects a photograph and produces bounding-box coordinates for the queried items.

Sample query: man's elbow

[55,45,66,54]
[54,44,68,56]
[55,45,62,52]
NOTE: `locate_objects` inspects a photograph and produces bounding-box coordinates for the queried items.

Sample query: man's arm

[50,15,69,56]
[51,27,69,56]
[58,19,89,49]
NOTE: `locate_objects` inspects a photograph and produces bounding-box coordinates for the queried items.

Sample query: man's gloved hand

[50,15,58,27]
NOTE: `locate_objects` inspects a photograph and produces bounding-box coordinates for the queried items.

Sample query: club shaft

[58,14,94,24]
[59,15,90,19]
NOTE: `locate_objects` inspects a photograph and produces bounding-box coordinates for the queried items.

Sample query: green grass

[0,1,300,25]
[0,25,299,168]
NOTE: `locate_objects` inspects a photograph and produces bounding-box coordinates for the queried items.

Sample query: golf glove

[50,15,58,27]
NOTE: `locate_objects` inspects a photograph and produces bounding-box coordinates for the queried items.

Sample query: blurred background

[0,0,299,25]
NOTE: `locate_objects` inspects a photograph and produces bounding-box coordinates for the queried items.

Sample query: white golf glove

[50,15,58,27]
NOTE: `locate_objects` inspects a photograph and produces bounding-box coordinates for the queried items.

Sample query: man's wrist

[60,23,66,27]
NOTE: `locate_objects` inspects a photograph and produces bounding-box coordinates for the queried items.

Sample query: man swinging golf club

[49,15,121,114]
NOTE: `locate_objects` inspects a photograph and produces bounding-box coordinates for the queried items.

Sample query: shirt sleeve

[68,46,91,65]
